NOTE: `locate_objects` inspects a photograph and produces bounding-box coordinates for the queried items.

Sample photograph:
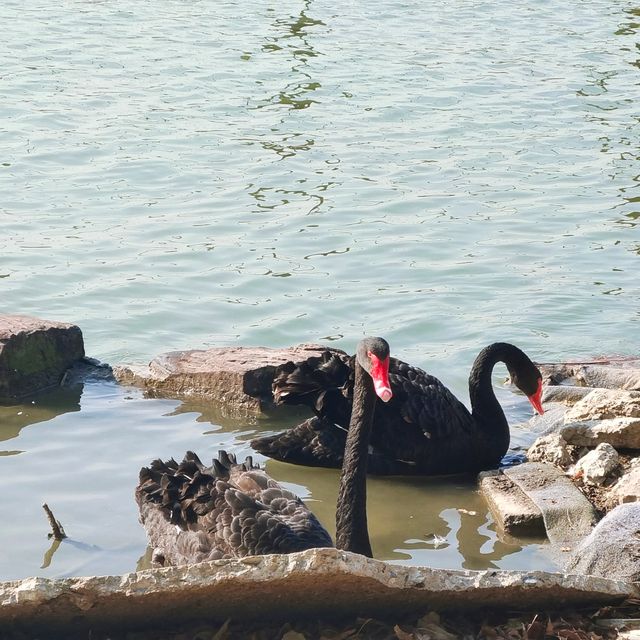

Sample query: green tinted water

[1,0,638,579]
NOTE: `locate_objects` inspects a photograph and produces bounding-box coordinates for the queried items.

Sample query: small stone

[608,461,640,507]
[571,443,620,486]
[527,433,577,468]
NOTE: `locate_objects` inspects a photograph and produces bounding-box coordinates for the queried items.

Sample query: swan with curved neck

[136,336,392,563]
[251,341,544,476]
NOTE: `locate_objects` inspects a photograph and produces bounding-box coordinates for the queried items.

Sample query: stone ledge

[0,549,636,635]
[113,344,344,417]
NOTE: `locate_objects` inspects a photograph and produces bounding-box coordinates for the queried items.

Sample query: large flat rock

[113,344,344,416]
[0,314,85,403]
[0,549,635,636]
[540,360,640,391]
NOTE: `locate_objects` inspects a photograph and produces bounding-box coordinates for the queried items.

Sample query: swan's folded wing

[221,482,332,556]
[388,359,473,442]
[250,416,346,469]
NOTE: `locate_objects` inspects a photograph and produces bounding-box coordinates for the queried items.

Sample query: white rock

[527,433,576,468]
[564,389,640,423]
[572,443,620,486]
[608,462,640,507]
[561,417,640,449]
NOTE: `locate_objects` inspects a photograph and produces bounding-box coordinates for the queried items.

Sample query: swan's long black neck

[468,342,520,451]
[335,361,374,558]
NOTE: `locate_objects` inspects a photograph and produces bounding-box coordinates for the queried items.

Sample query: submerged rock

[0,314,85,403]
[565,503,640,583]
[113,344,345,416]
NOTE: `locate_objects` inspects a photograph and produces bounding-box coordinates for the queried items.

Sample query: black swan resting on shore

[135,337,393,563]
[251,342,544,476]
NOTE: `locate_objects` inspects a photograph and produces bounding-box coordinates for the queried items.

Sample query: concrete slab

[503,462,598,545]
[0,549,635,636]
[478,471,545,536]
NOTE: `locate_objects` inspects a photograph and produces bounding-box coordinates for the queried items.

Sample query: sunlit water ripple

[0,0,638,579]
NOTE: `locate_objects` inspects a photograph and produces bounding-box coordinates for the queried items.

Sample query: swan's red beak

[369,353,392,403]
[527,378,544,415]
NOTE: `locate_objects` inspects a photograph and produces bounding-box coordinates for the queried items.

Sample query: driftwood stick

[42,503,67,540]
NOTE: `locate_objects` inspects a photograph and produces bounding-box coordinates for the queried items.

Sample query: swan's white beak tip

[377,387,393,403]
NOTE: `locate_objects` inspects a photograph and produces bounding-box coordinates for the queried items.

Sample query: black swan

[135,336,392,564]
[251,342,544,476]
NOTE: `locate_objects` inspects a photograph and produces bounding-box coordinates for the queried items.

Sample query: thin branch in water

[42,503,67,540]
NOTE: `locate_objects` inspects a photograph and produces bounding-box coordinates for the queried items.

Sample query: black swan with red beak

[251,342,544,476]
[135,337,393,563]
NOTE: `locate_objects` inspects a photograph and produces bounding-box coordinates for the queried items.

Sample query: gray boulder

[565,503,640,583]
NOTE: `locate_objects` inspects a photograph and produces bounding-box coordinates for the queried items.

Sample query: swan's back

[135,450,332,566]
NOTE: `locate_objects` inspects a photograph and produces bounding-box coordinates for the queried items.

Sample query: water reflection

[264,459,550,571]
[0,385,82,454]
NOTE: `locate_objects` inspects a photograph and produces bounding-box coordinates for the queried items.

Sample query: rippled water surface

[1,0,638,580]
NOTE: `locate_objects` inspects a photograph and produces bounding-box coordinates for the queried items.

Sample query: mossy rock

[0,315,85,402]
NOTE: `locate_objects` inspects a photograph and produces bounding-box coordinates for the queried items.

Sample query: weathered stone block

[0,548,634,636]
[542,385,595,406]
[565,503,640,583]
[113,344,345,416]
[539,361,640,391]
[503,462,597,545]
[0,314,85,403]
[478,471,545,536]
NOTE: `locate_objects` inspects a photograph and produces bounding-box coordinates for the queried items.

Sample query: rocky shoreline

[1,313,638,636]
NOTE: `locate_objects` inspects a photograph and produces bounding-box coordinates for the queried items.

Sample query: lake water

[1,0,638,581]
